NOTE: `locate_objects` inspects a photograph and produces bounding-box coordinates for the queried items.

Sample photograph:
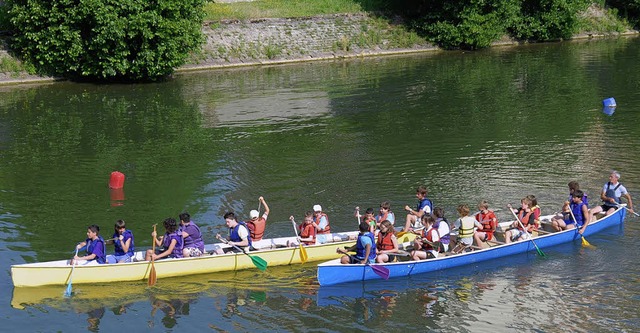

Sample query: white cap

[313,204,322,212]
[250,210,259,219]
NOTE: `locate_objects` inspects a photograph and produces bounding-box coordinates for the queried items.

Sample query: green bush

[510,0,590,40]
[413,0,520,50]
[6,0,206,81]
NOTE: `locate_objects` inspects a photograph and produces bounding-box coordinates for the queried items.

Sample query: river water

[1,37,640,332]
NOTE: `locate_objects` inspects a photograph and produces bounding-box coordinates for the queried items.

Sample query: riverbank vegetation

[0,0,638,82]
[205,0,636,49]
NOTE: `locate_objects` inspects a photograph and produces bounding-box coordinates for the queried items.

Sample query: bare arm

[259,196,270,216]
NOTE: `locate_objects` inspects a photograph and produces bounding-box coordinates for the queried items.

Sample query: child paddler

[337,222,377,264]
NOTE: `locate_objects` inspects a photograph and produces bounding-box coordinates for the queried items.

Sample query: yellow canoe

[11,231,415,288]
[11,232,351,287]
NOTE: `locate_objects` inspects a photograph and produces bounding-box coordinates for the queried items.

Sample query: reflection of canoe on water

[11,231,356,287]
[12,231,417,287]
[317,206,627,286]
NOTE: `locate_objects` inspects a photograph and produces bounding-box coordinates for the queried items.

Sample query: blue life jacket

[568,202,587,227]
[604,182,622,207]
[230,221,253,248]
[417,198,433,213]
[356,232,376,261]
[112,230,135,256]
[87,236,106,264]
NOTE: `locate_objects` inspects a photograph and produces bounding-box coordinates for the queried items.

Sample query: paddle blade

[581,237,595,248]
[536,247,546,257]
[299,244,308,264]
[370,264,390,280]
[64,282,73,297]
[251,255,268,271]
[148,265,157,286]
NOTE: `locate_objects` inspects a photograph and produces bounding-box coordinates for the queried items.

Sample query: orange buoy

[109,171,125,189]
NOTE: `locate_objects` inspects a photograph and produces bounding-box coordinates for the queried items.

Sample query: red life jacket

[518,210,536,232]
[376,231,395,251]
[475,210,497,239]
[300,223,316,245]
[315,213,331,234]
[421,227,438,251]
[247,217,266,241]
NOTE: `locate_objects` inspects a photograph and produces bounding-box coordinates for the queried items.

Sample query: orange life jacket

[518,210,536,232]
[247,217,266,241]
[475,211,497,239]
[315,213,331,234]
[376,231,395,251]
[300,223,316,245]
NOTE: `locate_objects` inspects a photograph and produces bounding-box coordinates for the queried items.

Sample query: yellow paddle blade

[299,244,308,264]
[148,264,157,286]
[581,237,595,248]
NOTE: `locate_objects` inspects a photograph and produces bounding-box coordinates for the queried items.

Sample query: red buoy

[109,171,125,189]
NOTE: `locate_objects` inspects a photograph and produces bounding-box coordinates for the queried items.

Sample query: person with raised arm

[247,196,270,241]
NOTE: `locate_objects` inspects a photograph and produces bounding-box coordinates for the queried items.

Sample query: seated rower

[146,218,184,261]
[403,185,433,232]
[312,204,331,234]
[588,170,634,224]
[432,207,451,252]
[550,190,589,232]
[106,219,135,263]
[451,204,482,253]
[375,201,396,227]
[411,214,443,260]
[71,224,107,265]
[473,200,498,248]
[289,212,316,246]
[376,220,399,263]
[505,197,536,244]
[337,222,376,264]
[355,206,377,233]
[215,212,253,253]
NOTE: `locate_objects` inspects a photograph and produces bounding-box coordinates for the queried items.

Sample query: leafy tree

[510,0,590,41]
[6,0,205,81]
[413,0,520,50]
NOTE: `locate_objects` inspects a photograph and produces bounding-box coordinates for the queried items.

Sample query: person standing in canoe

[247,196,270,241]
[402,185,433,232]
[179,212,204,258]
[146,217,184,261]
[72,224,107,265]
[217,212,253,252]
[106,219,134,263]
[473,200,498,248]
[505,197,537,243]
[588,171,634,225]
[337,222,376,264]
[312,204,331,234]
[375,201,395,226]
[376,220,399,263]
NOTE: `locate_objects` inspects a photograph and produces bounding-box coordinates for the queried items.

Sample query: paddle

[216,235,267,271]
[616,204,639,217]
[509,208,546,256]
[367,263,390,280]
[290,216,308,263]
[64,247,79,297]
[569,207,593,248]
[148,225,157,286]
